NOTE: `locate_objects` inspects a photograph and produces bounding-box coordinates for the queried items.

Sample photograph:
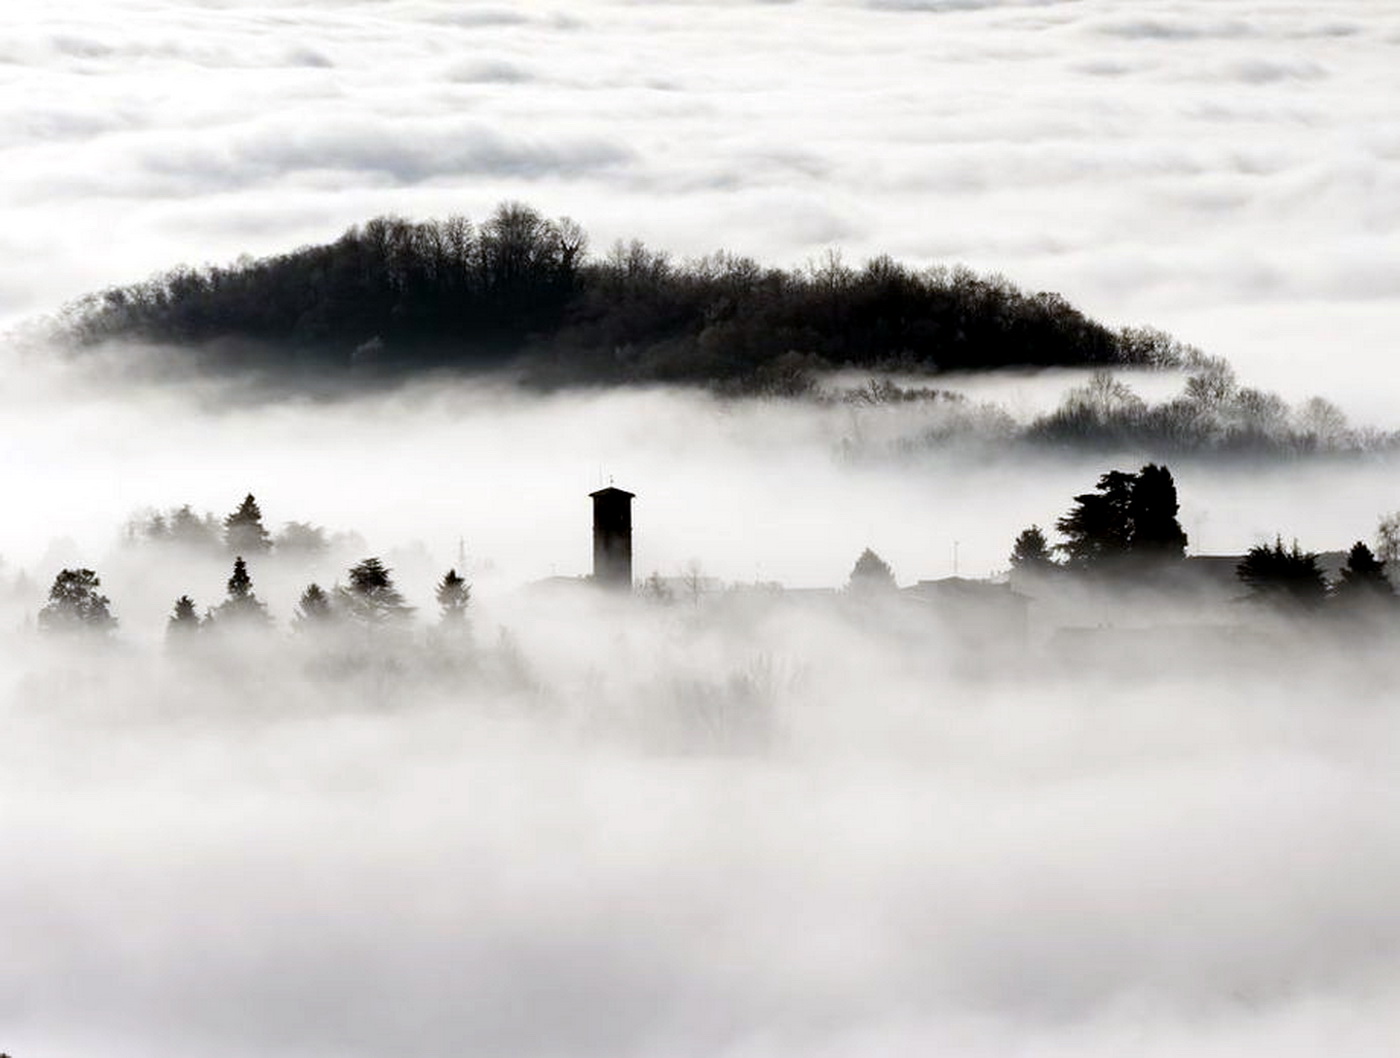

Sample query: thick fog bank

[3,350,1399,600]
[5,355,1400,1055]
[4,593,1400,1058]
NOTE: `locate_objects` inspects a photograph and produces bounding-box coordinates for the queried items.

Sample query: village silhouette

[28,463,1400,666]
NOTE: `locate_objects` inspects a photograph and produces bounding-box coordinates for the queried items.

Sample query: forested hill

[57,202,1188,391]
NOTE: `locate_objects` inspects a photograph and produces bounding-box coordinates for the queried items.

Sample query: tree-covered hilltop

[56,202,1190,391]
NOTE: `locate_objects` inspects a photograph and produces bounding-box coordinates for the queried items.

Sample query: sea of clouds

[2,0,1398,412]
[4,2,1400,1055]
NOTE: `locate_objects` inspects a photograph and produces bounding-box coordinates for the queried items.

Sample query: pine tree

[1054,465,1187,572]
[223,493,272,555]
[167,595,201,638]
[338,558,414,625]
[293,583,336,631]
[1333,541,1394,605]
[38,569,117,635]
[1236,537,1327,610]
[211,556,272,626]
[847,548,896,594]
[435,568,472,624]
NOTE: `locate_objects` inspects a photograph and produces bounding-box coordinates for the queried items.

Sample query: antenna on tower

[953,540,960,577]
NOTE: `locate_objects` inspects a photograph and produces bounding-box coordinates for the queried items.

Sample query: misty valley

[7,0,1400,1053]
[9,248,1400,1055]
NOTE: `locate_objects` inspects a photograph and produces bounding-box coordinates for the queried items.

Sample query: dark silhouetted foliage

[1128,463,1188,561]
[38,568,116,635]
[435,568,471,624]
[212,556,272,627]
[1332,541,1394,606]
[339,558,414,625]
[1055,465,1188,573]
[293,582,336,631]
[59,203,1160,392]
[224,494,271,555]
[167,594,200,639]
[1236,538,1328,610]
[1056,470,1136,570]
[1009,525,1056,570]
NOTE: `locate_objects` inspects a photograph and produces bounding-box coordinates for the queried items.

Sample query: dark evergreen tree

[38,568,116,635]
[848,548,897,594]
[1055,465,1187,573]
[292,582,337,631]
[338,558,414,625]
[1332,541,1394,605]
[167,595,200,636]
[1055,470,1135,569]
[1128,463,1188,561]
[1009,525,1055,570]
[212,556,272,626]
[1236,537,1328,610]
[223,494,272,555]
[435,568,472,624]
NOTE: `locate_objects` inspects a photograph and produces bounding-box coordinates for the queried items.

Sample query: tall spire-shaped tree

[224,494,272,555]
[212,556,272,626]
[435,568,472,625]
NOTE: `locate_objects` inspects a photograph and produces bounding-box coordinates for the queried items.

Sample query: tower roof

[589,486,635,499]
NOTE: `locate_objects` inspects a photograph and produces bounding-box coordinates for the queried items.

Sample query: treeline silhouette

[1010,463,1400,620]
[833,365,1396,458]
[57,202,1182,391]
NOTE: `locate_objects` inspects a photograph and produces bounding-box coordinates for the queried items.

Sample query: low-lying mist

[5,347,1400,1056]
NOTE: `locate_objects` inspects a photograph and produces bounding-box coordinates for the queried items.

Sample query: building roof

[589,486,635,499]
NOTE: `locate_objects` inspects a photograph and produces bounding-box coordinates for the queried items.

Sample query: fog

[5,354,1400,1056]
[6,0,1400,1053]
[3,0,1399,411]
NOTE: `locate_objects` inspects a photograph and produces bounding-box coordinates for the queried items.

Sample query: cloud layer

[3,6,1400,1055]
[1,0,1397,412]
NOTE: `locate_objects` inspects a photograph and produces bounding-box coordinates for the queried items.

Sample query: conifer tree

[1236,537,1327,610]
[212,556,272,626]
[38,568,116,635]
[171,504,221,552]
[847,548,896,594]
[223,493,272,555]
[293,583,336,631]
[1055,470,1135,569]
[1128,463,1188,561]
[1054,465,1187,572]
[1333,541,1394,604]
[167,595,200,638]
[435,568,472,624]
[338,558,414,625]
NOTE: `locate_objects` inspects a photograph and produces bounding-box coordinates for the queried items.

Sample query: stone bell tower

[590,486,635,590]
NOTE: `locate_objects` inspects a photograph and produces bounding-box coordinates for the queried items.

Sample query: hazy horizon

[4,3,1399,1056]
